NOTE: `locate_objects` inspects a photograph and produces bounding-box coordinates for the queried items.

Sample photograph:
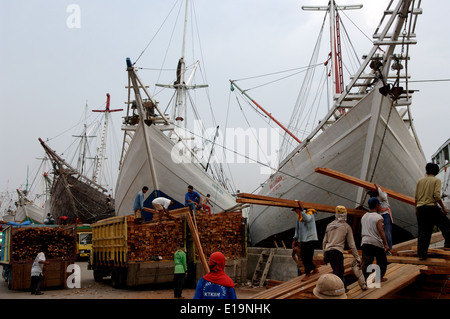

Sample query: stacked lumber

[195,212,245,260]
[11,227,76,262]
[124,211,245,263]
[126,216,184,261]
[346,263,426,299]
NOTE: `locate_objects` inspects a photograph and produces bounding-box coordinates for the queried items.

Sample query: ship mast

[74,101,93,176]
[302,1,362,102]
[155,0,208,141]
[91,93,122,186]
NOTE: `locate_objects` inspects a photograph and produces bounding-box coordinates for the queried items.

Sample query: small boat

[14,189,46,224]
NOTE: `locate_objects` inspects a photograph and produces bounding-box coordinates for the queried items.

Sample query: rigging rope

[134,0,181,65]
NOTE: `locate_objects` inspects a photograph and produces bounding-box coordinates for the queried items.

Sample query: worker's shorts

[153,203,164,211]
[134,209,142,219]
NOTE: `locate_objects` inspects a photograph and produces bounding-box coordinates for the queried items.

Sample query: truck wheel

[111,268,126,289]
[93,270,104,282]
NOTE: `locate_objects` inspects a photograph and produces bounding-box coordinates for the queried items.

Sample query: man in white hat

[313,273,347,299]
[322,205,360,290]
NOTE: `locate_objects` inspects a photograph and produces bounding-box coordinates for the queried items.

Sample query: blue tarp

[7,221,31,226]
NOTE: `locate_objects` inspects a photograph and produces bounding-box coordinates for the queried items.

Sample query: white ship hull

[249,84,426,245]
[115,123,237,216]
[14,203,45,224]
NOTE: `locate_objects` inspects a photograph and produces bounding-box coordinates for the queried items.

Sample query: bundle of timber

[10,226,76,262]
[124,212,245,262]
[196,212,246,260]
[126,216,184,261]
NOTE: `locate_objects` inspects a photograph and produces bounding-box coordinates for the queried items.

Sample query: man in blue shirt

[185,185,201,215]
[133,186,153,223]
[292,200,319,281]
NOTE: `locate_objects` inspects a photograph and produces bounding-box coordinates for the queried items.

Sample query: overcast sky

[1,0,449,199]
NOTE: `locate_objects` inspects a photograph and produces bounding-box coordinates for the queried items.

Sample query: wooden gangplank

[252,258,430,299]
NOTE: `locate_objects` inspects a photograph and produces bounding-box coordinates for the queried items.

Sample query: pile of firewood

[126,216,184,261]
[11,227,76,262]
[196,212,245,259]
[125,212,245,262]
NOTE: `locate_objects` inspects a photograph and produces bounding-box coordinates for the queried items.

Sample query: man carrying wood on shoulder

[323,205,360,291]
[360,197,390,282]
[367,184,394,251]
[292,200,319,281]
[133,186,155,224]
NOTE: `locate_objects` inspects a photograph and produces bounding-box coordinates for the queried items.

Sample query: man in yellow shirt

[415,163,450,260]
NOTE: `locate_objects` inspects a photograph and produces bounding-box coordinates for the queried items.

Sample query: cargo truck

[0,224,77,290]
[76,224,92,259]
[88,211,247,288]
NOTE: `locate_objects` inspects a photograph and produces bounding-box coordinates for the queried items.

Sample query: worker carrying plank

[292,200,319,282]
[367,184,394,250]
[133,186,155,224]
[322,205,361,291]
[151,197,175,223]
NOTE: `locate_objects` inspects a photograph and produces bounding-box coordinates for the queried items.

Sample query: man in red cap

[193,252,237,299]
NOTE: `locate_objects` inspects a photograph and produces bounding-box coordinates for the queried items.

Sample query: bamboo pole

[186,212,210,273]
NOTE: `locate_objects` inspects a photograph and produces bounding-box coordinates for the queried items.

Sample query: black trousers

[173,273,185,298]
[300,241,317,274]
[417,205,450,259]
[361,244,387,280]
[30,275,43,294]
[324,249,345,285]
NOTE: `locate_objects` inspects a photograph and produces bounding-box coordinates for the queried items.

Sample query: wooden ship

[235,0,427,247]
[38,93,121,223]
[39,138,114,223]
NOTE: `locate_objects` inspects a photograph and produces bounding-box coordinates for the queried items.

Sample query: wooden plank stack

[195,212,246,260]
[253,232,450,299]
[126,216,184,262]
[124,211,245,262]
[10,226,76,262]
